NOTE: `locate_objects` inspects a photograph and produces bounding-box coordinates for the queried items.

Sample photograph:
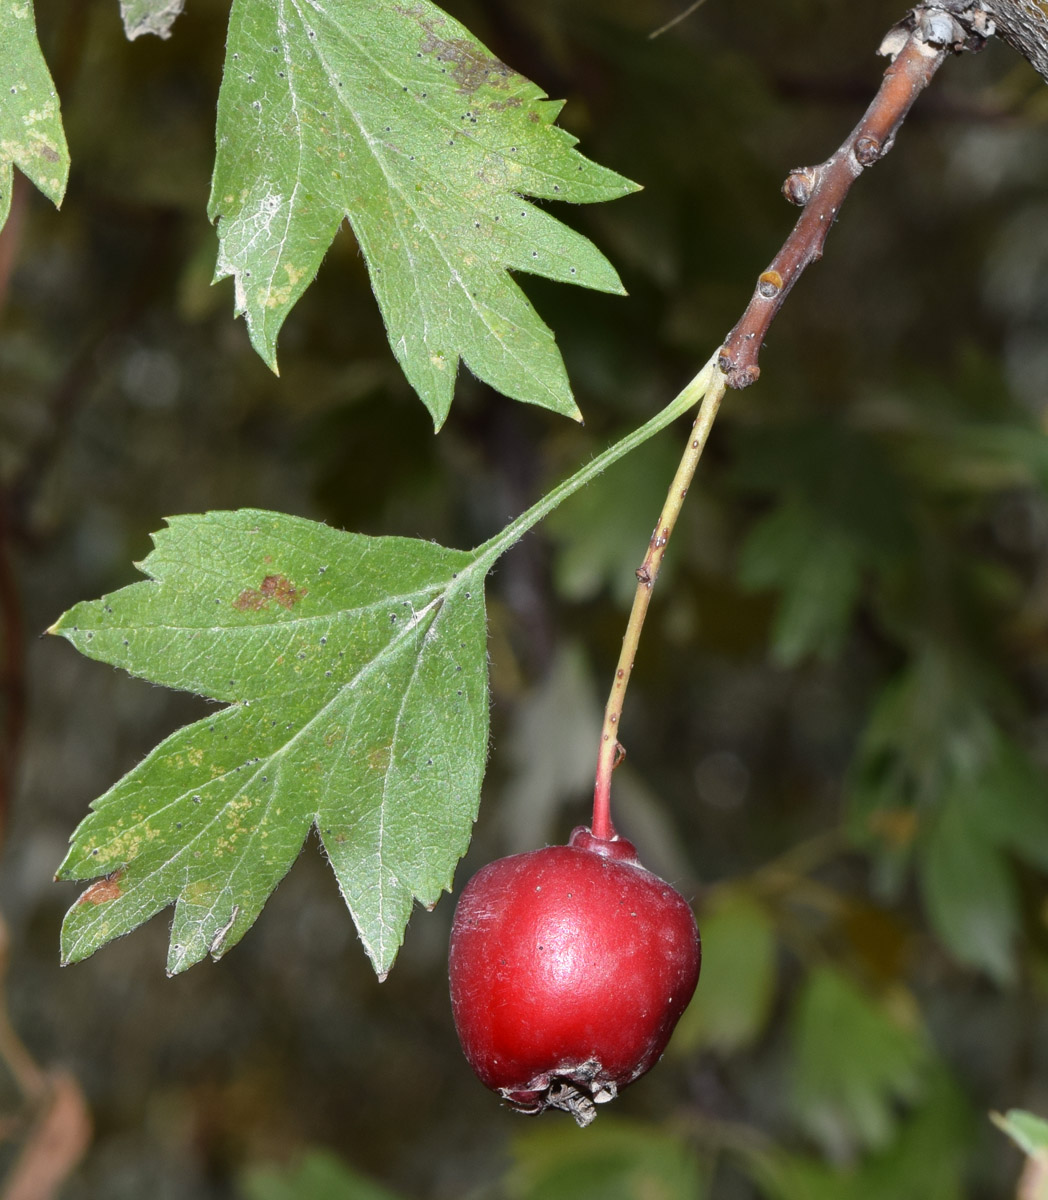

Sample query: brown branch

[1,1072,92,1200]
[0,918,91,1200]
[718,6,993,389]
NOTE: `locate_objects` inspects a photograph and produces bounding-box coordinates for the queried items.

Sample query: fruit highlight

[448,825,700,1125]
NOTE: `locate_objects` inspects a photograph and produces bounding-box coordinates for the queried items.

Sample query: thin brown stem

[718,12,977,389]
[591,370,727,839]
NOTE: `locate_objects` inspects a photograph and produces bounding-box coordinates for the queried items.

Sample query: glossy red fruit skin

[448,826,700,1125]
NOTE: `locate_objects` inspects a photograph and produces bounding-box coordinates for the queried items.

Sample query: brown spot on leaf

[396,4,519,95]
[234,574,307,612]
[368,743,392,773]
[77,871,123,905]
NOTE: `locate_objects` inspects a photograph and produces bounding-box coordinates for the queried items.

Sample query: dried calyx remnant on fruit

[448,825,700,1125]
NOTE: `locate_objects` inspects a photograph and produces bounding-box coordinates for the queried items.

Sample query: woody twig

[718,5,994,389]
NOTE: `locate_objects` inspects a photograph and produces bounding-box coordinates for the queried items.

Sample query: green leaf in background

[851,647,1040,983]
[847,649,1030,867]
[242,1149,404,1200]
[0,0,70,231]
[792,966,928,1159]
[738,497,863,666]
[950,732,1048,873]
[673,887,776,1055]
[51,509,490,978]
[852,1067,970,1200]
[752,1066,970,1200]
[919,800,1020,986]
[849,654,974,824]
[208,0,637,427]
[508,1117,703,1200]
[733,423,911,666]
[992,1109,1048,1159]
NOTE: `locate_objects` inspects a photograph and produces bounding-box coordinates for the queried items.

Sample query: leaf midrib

[286,0,562,400]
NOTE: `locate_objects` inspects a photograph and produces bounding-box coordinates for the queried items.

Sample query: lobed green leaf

[208,0,638,426]
[918,801,1020,986]
[53,509,490,978]
[0,0,69,231]
[751,1067,970,1200]
[739,498,864,667]
[791,966,928,1159]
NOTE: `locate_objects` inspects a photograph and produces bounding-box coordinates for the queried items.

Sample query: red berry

[448,825,701,1125]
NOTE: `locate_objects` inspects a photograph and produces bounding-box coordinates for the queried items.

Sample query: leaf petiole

[472,352,720,576]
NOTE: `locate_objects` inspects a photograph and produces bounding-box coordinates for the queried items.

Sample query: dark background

[2,0,1048,1196]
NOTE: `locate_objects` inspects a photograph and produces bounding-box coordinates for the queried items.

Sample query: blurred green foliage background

[2,0,1048,1196]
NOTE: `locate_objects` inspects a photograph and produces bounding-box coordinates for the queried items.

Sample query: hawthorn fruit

[448,825,700,1125]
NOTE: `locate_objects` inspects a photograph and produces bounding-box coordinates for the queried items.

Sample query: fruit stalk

[591,367,727,840]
